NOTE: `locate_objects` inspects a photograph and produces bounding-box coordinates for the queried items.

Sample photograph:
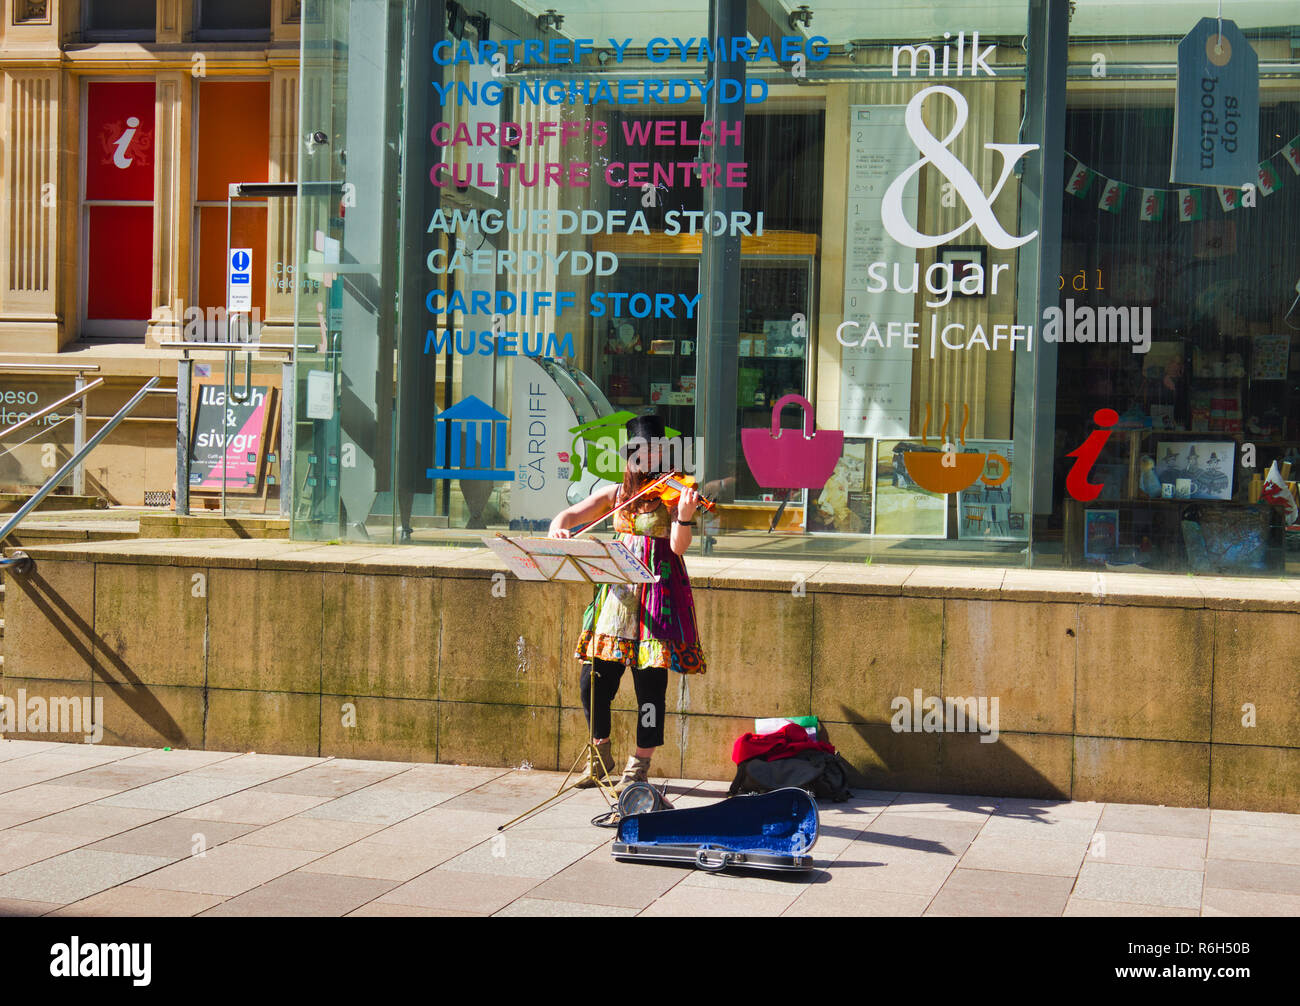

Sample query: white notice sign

[228,248,253,312]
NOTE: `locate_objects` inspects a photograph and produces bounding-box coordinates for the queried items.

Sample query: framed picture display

[1154,440,1235,501]
[938,244,988,298]
[1084,508,1119,560]
[809,438,871,534]
[956,439,1028,541]
[871,439,948,538]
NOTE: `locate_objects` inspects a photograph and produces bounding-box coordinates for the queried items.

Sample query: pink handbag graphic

[742,394,844,489]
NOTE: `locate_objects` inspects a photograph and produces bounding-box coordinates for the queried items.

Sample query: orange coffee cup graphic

[903,450,1010,494]
[902,402,1011,494]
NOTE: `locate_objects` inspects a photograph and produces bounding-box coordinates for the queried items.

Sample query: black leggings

[580,659,668,749]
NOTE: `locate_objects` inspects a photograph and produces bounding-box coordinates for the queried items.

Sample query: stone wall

[3,539,1298,813]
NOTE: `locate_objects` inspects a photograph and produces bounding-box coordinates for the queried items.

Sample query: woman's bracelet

[674,518,695,526]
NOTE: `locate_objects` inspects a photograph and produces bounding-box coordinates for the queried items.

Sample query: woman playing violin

[548,413,707,792]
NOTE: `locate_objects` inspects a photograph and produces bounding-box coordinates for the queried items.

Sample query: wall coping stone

[8,538,1300,612]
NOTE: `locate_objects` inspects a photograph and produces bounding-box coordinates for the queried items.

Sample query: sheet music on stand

[484,535,658,584]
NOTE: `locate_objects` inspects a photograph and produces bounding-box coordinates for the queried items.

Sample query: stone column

[264,66,299,340]
[147,72,192,348]
[0,69,62,352]
[156,0,194,45]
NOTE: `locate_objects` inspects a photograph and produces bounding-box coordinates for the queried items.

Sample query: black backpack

[729,749,854,803]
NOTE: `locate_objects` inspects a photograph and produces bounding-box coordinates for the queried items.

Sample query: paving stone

[861,814,983,856]
[0,741,61,762]
[377,870,537,914]
[1073,862,1204,909]
[0,830,94,875]
[97,776,257,813]
[12,805,167,842]
[256,767,407,798]
[0,785,120,825]
[50,886,226,917]
[526,858,683,910]
[1064,897,1199,917]
[992,798,1105,821]
[926,868,1073,916]
[301,788,448,826]
[0,850,171,905]
[129,843,320,897]
[1086,830,1206,871]
[1098,804,1210,839]
[41,763,189,791]
[89,818,257,859]
[299,841,461,882]
[639,886,798,916]
[346,902,485,917]
[494,897,639,917]
[177,791,330,826]
[1203,859,1300,896]
[1210,810,1300,831]
[197,872,395,917]
[375,764,507,793]
[977,814,1100,844]
[959,835,1088,877]
[783,886,931,917]
[438,837,588,879]
[1207,834,1300,867]
[0,897,60,916]
[233,817,383,853]
[365,808,504,849]
[824,846,959,896]
[1201,887,1300,916]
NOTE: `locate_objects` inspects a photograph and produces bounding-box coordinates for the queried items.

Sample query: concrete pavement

[0,739,1297,917]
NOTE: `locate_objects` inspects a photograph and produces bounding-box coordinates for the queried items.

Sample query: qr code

[557,465,571,479]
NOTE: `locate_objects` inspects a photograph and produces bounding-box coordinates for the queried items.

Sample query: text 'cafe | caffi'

[287,0,1300,584]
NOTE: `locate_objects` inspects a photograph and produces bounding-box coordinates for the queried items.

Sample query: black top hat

[621,413,669,470]
[625,413,666,444]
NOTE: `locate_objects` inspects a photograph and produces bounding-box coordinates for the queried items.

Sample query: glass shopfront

[292,0,1300,577]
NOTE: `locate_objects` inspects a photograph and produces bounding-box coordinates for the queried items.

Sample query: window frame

[79,77,157,341]
[81,0,157,43]
[194,0,274,42]
[190,77,272,341]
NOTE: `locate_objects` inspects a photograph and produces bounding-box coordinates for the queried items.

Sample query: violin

[641,471,717,513]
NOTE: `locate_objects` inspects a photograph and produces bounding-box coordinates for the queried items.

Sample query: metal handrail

[0,364,101,374]
[0,377,105,440]
[0,377,160,561]
[156,341,313,352]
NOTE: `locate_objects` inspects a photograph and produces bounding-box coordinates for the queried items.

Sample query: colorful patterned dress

[574,495,707,675]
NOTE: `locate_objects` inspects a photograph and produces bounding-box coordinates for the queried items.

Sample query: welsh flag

[1281,137,1300,176]
[1138,188,1165,222]
[1262,461,1299,526]
[1065,159,1094,198]
[1097,178,1125,213]
[1177,188,1203,222]
[1257,160,1284,196]
[1216,186,1241,212]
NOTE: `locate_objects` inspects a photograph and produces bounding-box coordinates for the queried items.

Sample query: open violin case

[611,787,819,872]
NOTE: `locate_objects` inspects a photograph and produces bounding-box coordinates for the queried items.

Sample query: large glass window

[292,0,1300,578]
[197,0,272,37]
[1052,1,1300,576]
[85,0,156,38]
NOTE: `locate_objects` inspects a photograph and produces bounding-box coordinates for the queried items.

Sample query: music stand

[487,534,658,831]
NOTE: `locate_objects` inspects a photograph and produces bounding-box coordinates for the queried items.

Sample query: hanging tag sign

[1171,17,1258,187]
